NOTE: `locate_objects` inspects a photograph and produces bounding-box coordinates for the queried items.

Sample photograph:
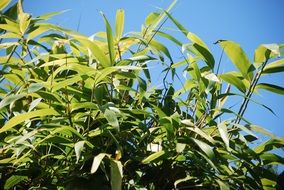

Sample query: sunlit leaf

[256,83,284,95]
[0,94,26,110]
[218,40,254,81]
[0,0,11,11]
[0,109,59,133]
[220,72,246,93]
[102,12,116,66]
[115,9,124,40]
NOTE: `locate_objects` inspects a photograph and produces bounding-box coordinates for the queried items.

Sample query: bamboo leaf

[187,32,215,68]
[110,159,123,190]
[104,109,119,130]
[254,44,280,64]
[142,150,165,164]
[254,139,284,153]
[102,12,116,66]
[91,153,111,174]
[218,40,254,81]
[4,175,28,190]
[191,138,214,159]
[74,141,85,163]
[0,0,11,11]
[145,0,177,36]
[0,109,59,133]
[36,10,69,20]
[256,83,284,95]
[218,122,230,150]
[19,12,31,35]
[115,9,124,40]
[149,39,173,62]
[216,179,230,190]
[0,94,26,110]
[220,72,246,93]
[263,59,284,74]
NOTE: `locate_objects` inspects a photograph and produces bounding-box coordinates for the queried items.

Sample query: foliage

[1,0,284,189]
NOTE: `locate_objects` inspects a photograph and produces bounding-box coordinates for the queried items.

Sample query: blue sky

[24,0,284,138]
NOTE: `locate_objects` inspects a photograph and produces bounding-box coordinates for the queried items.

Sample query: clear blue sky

[24,0,284,138]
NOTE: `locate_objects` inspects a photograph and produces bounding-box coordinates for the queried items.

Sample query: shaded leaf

[4,175,28,190]
[91,153,111,174]
[104,109,119,130]
[110,159,123,190]
[75,141,85,163]
[142,150,165,164]
[191,138,214,159]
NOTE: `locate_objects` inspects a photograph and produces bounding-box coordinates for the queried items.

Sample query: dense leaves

[1,1,284,189]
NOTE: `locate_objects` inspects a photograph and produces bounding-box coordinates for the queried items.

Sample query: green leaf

[256,83,284,95]
[218,122,230,150]
[74,141,85,164]
[91,153,110,174]
[145,0,177,36]
[174,175,195,189]
[0,0,11,11]
[216,179,230,190]
[254,139,284,153]
[0,109,59,133]
[4,175,28,190]
[0,24,20,34]
[0,94,26,110]
[220,72,246,93]
[36,10,69,20]
[145,12,160,27]
[165,11,188,36]
[102,12,115,66]
[19,12,31,35]
[156,30,182,46]
[142,150,165,164]
[263,59,284,74]
[104,109,119,130]
[72,36,110,68]
[28,83,44,93]
[149,39,173,62]
[260,152,284,165]
[187,32,215,68]
[191,138,214,159]
[115,9,124,40]
[254,44,280,64]
[110,159,123,190]
[219,40,254,81]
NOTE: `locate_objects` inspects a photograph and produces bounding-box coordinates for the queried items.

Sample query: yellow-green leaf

[0,0,11,11]
[220,72,246,93]
[115,9,124,41]
[102,12,115,66]
[219,40,254,81]
[0,109,59,133]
